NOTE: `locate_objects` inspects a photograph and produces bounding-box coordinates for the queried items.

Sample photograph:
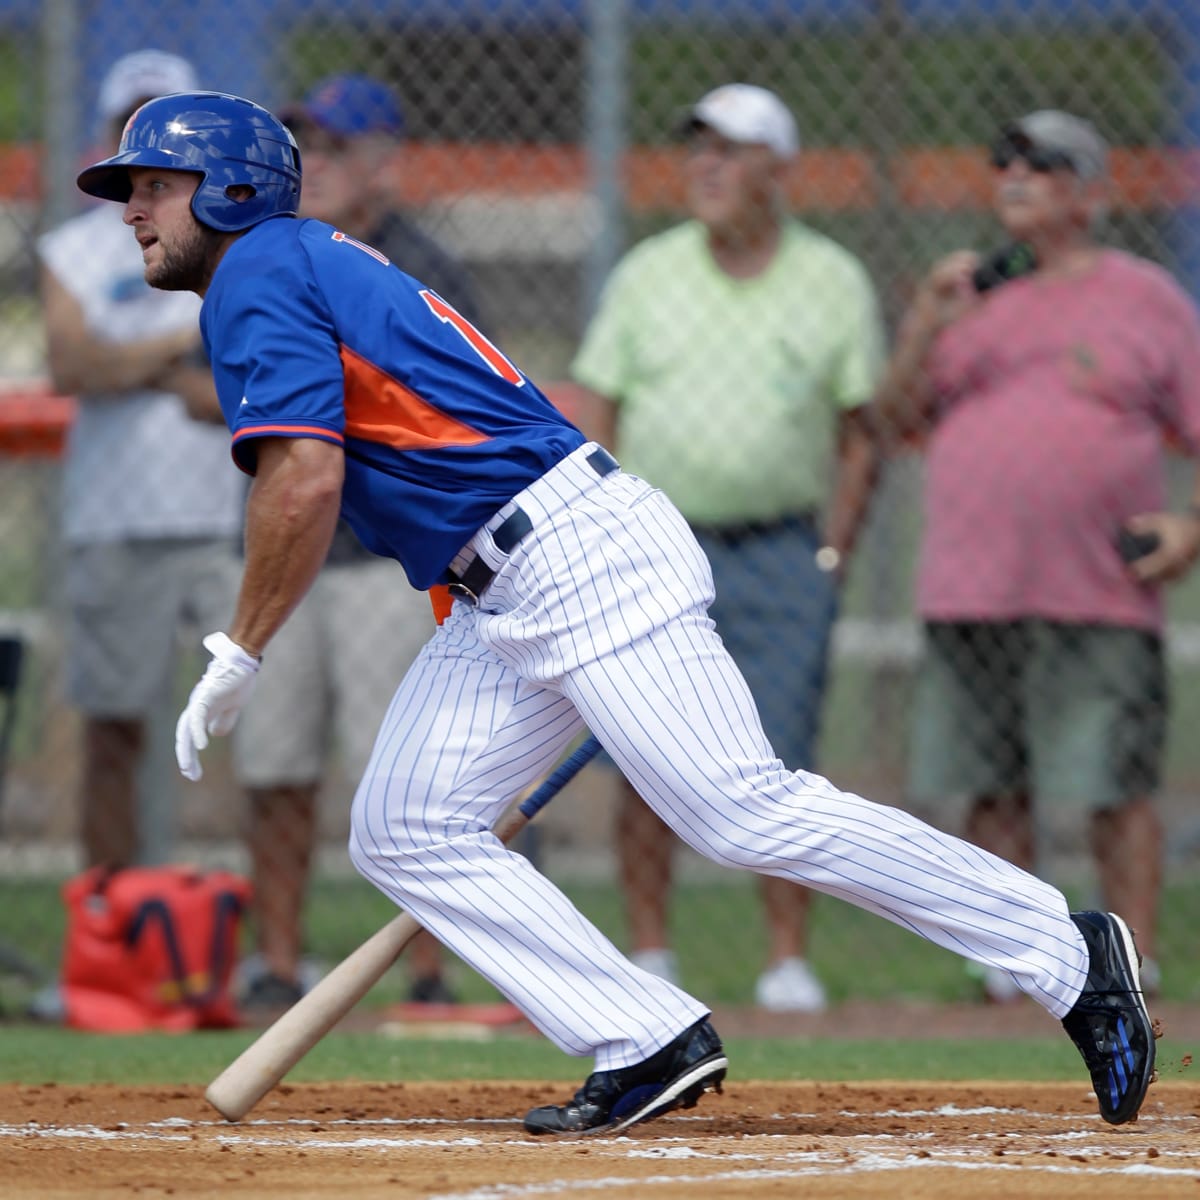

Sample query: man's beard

[146,222,224,292]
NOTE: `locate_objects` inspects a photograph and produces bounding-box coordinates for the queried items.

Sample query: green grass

[5,873,1200,1021]
[0,1028,1095,1087]
[2,872,1194,1091]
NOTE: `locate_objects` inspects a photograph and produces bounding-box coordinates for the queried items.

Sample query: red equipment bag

[60,864,252,1032]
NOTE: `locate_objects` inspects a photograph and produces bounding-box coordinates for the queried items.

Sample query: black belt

[446,447,619,604]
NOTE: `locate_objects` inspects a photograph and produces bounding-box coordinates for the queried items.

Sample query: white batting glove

[175,632,261,782]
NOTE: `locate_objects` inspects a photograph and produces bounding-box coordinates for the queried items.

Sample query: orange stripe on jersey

[234,424,344,443]
[341,345,487,451]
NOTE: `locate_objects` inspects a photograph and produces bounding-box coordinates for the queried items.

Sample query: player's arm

[228,435,344,658]
[40,265,199,396]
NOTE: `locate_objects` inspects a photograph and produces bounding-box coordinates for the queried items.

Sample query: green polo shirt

[571,219,883,525]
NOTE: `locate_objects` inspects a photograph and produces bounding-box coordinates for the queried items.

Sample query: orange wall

[9,142,1198,210]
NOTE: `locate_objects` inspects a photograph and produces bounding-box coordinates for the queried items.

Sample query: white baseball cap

[98,49,199,121]
[683,83,799,160]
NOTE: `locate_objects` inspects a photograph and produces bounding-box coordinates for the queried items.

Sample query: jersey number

[420,290,524,387]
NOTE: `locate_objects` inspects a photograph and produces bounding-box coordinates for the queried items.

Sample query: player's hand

[175,632,261,782]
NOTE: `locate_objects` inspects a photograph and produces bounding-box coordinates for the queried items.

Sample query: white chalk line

[54,1103,1200,1132]
[2,1102,1196,1148]
[3,1121,1197,1167]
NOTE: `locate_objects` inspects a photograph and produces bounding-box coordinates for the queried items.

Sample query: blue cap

[283,74,404,138]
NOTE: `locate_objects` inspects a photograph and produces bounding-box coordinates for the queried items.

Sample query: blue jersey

[201,216,584,589]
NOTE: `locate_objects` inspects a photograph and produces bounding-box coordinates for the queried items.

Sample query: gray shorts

[908,620,1166,815]
[233,558,435,787]
[65,538,239,716]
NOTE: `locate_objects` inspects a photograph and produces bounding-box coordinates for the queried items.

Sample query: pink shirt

[919,250,1200,631]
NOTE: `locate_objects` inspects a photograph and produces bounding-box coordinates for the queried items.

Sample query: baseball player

[78,92,1156,1134]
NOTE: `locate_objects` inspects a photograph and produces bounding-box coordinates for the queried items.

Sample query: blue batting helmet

[77,91,301,233]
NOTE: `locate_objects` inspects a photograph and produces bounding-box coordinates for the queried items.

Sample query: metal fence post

[581,0,629,326]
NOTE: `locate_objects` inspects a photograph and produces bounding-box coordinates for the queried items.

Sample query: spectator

[38,49,241,872]
[878,110,1200,1001]
[570,84,884,1011]
[231,75,484,1008]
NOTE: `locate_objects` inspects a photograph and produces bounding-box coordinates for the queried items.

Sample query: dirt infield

[2,1078,1197,1198]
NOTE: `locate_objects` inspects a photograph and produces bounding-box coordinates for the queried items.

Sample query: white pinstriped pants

[349,444,1089,1070]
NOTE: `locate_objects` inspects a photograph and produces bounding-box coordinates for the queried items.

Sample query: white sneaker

[630,948,680,986]
[755,957,827,1013]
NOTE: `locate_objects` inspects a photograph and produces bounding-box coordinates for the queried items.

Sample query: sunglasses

[990,139,1077,174]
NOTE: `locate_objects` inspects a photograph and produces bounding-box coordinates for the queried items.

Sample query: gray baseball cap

[1005,110,1109,181]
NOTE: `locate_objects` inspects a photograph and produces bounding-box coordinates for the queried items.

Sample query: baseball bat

[205,733,603,1121]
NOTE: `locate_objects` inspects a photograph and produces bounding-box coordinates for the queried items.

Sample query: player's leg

[347,605,710,1065]
[564,609,1161,1124]
[563,608,1090,1017]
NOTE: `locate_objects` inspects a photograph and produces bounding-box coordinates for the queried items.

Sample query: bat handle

[518,734,602,820]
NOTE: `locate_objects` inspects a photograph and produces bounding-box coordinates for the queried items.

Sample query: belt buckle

[447,581,479,606]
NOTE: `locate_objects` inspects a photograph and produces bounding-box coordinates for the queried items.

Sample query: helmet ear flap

[196,182,259,231]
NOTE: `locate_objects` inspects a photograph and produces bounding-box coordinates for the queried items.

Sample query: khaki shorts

[233,558,435,787]
[65,538,239,716]
[908,620,1165,815]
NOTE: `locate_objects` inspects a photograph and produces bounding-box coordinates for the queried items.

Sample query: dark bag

[60,864,251,1032]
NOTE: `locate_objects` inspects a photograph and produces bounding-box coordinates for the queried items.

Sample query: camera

[972,242,1038,293]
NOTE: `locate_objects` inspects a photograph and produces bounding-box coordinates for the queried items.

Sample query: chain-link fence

[2,0,1199,1019]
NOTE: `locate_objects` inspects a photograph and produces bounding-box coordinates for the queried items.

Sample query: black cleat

[523,1017,727,1136]
[1061,911,1158,1125]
